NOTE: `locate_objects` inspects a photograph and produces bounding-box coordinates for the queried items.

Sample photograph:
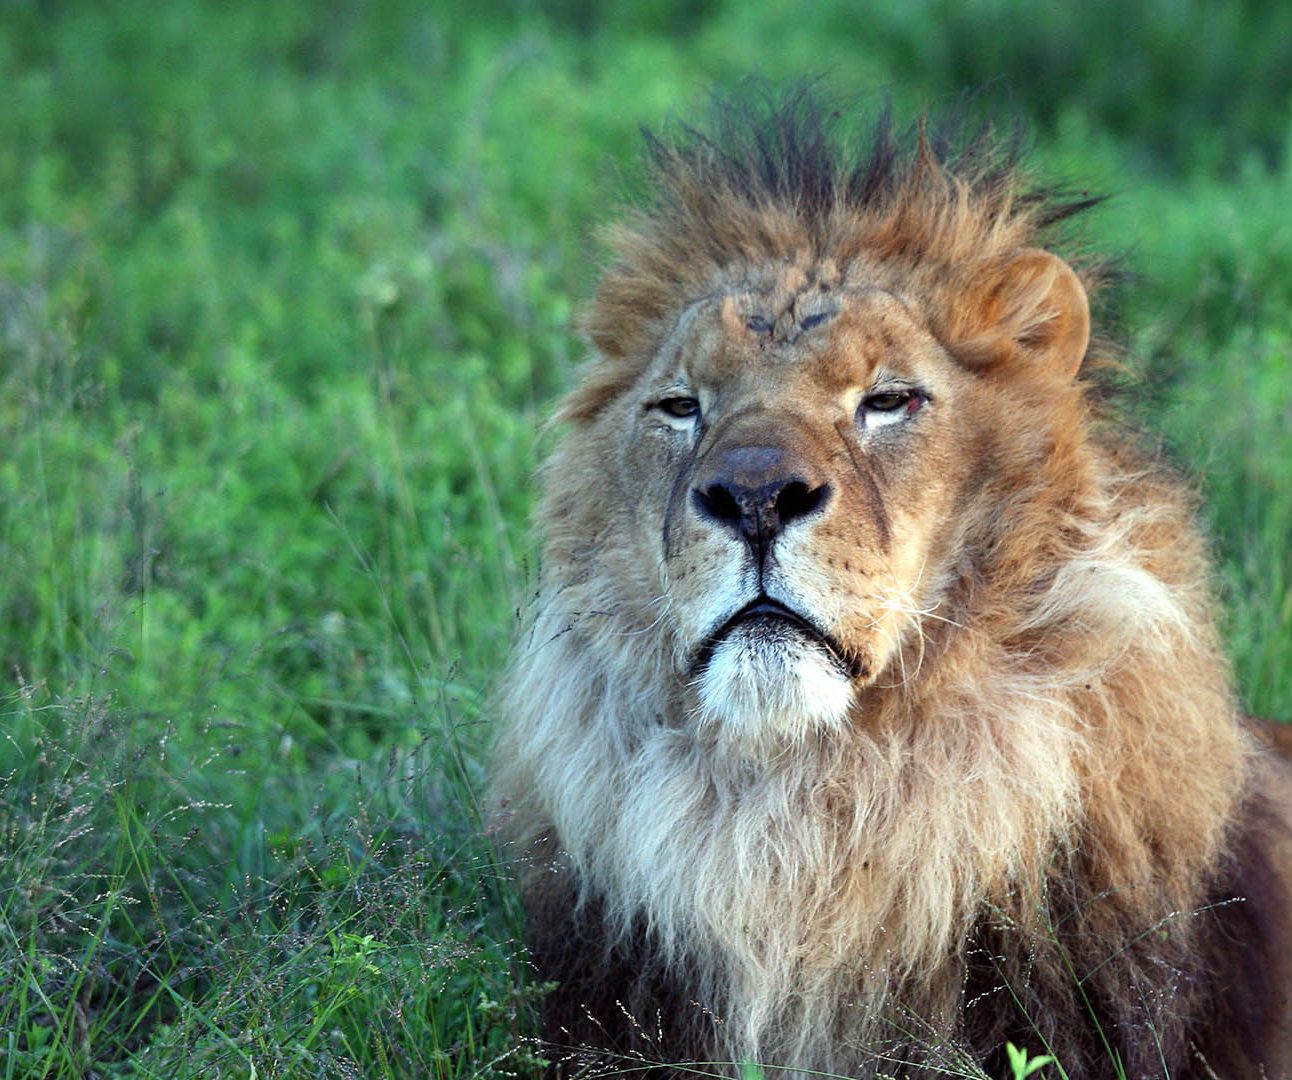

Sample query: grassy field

[1,1,1290,1076]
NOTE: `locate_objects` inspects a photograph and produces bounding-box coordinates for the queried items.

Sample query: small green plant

[1006,1042,1056,1079]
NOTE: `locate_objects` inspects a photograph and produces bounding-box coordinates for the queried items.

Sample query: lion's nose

[691,446,831,548]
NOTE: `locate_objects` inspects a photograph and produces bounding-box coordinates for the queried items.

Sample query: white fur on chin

[694,622,854,750]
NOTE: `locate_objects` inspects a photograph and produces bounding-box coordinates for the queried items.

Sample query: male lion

[492,92,1292,1077]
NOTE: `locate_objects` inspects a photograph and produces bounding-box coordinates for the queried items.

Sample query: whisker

[614,595,674,637]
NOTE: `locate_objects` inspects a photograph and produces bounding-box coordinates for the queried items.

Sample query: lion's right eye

[656,396,701,420]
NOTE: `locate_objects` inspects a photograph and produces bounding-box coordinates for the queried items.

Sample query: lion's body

[493,94,1292,1076]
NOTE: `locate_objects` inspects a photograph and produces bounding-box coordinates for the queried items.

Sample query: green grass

[1,1,1290,1076]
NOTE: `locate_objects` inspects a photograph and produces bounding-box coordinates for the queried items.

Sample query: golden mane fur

[493,90,1292,1077]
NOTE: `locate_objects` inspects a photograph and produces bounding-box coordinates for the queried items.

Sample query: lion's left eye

[857,389,926,429]
[657,396,701,420]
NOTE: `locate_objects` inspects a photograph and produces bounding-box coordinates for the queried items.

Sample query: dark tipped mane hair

[641,85,1098,232]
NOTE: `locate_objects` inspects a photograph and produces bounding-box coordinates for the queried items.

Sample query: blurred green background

[1,1,1289,1076]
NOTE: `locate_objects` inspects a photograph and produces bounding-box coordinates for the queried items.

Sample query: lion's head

[494,93,1256,1076]
[567,246,1091,757]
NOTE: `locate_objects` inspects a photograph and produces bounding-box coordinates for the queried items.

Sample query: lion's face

[598,276,986,747]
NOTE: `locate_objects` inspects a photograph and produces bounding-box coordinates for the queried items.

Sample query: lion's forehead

[665,277,939,391]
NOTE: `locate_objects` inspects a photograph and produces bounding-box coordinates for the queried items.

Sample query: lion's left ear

[950,248,1091,381]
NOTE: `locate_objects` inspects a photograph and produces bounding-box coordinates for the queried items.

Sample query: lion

[491,90,1292,1078]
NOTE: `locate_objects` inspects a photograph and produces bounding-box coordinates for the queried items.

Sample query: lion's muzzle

[691,443,831,554]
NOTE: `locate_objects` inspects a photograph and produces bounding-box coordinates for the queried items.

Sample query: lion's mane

[493,91,1287,1077]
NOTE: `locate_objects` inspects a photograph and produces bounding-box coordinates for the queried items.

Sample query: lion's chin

[694,622,855,750]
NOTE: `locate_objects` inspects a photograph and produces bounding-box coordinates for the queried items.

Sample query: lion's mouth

[691,597,862,679]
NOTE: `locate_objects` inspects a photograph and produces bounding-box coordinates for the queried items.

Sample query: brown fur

[492,90,1292,1077]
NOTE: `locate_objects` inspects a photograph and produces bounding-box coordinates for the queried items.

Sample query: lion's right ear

[949,248,1091,381]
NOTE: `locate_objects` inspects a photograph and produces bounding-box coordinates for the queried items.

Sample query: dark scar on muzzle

[834,420,892,552]
[662,436,706,558]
